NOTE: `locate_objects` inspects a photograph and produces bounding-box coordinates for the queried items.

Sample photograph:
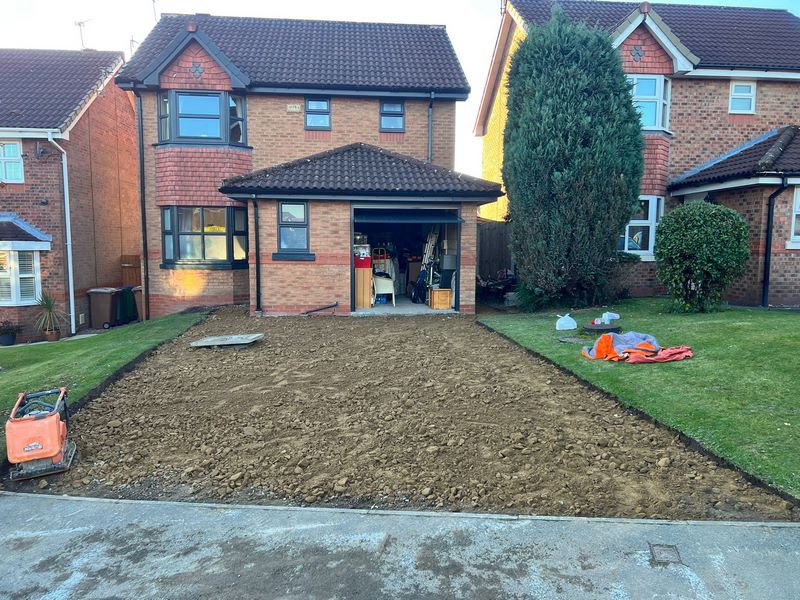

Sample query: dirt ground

[8,306,797,521]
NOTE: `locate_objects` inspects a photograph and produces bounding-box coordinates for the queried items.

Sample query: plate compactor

[6,388,76,481]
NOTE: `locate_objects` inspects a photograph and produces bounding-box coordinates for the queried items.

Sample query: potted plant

[0,320,21,346]
[35,292,66,342]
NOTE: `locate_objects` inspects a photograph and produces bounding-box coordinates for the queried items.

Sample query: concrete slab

[1,492,798,599]
[190,333,264,348]
[353,295,456,316]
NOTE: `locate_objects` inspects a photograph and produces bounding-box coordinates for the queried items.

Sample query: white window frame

[0,250,42,306]
[0,140,24,184]
[620,195,663,260]
[788,187,800,250]
[628,75,670,131]
[729,81,756,114]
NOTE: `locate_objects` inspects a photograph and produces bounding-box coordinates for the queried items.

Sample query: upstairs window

[161,206,248,267]
[158,91,246,145]
[618,196,663,257]
[177,93,222,139]
[0,250,40,306]
[0,141,24,183]
[628,75,670,131]
[380,100,405,132]
[729,81,756,114]
[305,98,331,130]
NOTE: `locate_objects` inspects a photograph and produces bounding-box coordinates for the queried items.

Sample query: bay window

[161,206,248,268]
[158,91,246,144]
[628,75,670,131]
[618,196,663,257]
[0,250,41,306]
[0,140,24,183]
[790,187,800,245]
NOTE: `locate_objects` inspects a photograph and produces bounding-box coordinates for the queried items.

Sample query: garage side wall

[254,200,351,315]
[459,207,478,314]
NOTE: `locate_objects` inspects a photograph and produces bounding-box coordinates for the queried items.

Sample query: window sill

[621,253,655,262]
[153,142,252,150]
[0,301,37,307]
[272,252,316,262]
[160,261,248,270]
[786,240,800,250]
[641,128,673,136]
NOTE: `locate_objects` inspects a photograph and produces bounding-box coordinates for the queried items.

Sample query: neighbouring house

[115,14,503,317]
[0,49,139,340]
[475,0,800,307]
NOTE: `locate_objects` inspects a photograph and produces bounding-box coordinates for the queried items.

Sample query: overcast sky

[4,0,798,176]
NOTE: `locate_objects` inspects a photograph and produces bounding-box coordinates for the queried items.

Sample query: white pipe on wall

[47,134,76,336]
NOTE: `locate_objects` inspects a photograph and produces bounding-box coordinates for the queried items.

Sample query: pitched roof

[0,221,38,242]
[117,14,470,95]
[219,143,503,200]
[511,0,800,71]
[669,126,800,190]
[0,49,123,130]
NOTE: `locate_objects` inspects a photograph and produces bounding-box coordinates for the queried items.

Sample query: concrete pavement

[1,491,798,599]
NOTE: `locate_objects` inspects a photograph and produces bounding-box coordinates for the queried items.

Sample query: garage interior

[352,208,460,314]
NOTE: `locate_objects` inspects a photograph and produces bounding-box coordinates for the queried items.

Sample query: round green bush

[655,201,750,312]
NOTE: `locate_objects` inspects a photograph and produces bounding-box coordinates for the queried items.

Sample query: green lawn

[480,299,800,498]
[0,312,204,457]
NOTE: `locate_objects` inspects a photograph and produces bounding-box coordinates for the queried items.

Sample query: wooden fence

[477,220,512,279]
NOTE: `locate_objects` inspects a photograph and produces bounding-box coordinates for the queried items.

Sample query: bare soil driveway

[12,307,796,521]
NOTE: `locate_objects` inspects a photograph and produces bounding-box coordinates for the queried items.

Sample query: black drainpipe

[427,91,435,162]
[762,178,788,307]
[134,91,150,320]
[252,197,262,312]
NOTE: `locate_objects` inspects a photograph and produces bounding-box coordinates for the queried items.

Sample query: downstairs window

[618,196,663,257]
[0,250,40,306]
[161,206,248,268]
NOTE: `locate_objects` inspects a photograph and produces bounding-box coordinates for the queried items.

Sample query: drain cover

[649,543,682,566]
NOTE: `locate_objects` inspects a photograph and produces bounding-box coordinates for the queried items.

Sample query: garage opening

[352,208,460,314]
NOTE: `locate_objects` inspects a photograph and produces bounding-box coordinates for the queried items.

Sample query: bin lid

[88,287,118,293]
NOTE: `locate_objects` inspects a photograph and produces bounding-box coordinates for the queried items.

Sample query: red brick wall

[0,80,138,340]
[642,134,670,196]
[0,140,66,340]
[620,25,673,75]
[669,79,800,178]
[155,146,252,205]
[160,40,231,91]
[459,207,478,314]
[61,80,140,326]
[254,200,351,315]
[248,95,456,169]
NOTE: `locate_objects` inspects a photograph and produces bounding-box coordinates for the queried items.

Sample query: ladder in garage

[422,226,440,285]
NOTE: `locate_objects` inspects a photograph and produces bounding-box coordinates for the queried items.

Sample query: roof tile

[220,143,503,199]
[0,49,123,129]
[118,15,469,94]
[512,0,800,71]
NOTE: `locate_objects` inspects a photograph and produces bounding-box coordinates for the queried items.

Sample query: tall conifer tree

[503,7,644,307]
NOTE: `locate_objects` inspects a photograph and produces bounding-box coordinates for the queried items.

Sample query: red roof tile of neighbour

[220,143,503,199]
[118,14,470,95]
[0,49,123,129]
[512,0,800,71]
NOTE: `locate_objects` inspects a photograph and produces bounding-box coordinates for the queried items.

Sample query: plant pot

[0,333,16,346]
[44,329,61,342]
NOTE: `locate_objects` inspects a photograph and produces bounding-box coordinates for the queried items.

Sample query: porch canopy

[219,142,503,203]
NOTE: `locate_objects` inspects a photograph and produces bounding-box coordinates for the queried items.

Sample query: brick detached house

[476,0,800,307]
[115,14,502,317]
[0,49,139,340]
